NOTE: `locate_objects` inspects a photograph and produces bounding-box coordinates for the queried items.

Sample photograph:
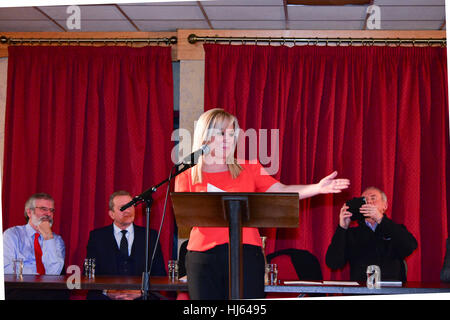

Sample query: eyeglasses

[34,206,55,213]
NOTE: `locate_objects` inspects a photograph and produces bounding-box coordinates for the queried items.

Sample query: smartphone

[345,196,366,222]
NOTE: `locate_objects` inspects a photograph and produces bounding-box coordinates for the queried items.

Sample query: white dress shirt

[112,223,134,256]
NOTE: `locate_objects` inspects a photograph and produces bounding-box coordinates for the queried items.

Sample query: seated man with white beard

[3,193,65,276]
[3,193,68,300]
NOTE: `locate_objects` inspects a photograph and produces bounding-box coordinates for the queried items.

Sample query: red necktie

[34,233,45,275]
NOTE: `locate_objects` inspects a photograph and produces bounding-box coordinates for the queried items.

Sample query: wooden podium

[171,192,299,299]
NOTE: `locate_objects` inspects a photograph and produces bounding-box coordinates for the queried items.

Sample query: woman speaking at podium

[174,108,349,300]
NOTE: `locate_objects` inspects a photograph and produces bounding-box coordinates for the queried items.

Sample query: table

[5,275,450,297]
[4,274,188,292]
[265,281,450,295]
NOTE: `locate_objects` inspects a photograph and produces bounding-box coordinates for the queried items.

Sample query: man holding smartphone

[325,186,417,282]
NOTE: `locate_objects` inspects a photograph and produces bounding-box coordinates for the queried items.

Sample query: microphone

[176,144,210,166]
[120,145,211,212]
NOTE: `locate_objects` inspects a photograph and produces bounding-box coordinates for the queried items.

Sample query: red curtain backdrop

[2,45,175,272]
[204,43,450,282]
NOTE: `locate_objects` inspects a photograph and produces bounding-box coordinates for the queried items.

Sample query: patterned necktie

[120,230,128,257]
[34,233,45,275]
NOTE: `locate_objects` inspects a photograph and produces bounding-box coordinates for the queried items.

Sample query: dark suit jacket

[325,215,417,281]
[86,223,166,276]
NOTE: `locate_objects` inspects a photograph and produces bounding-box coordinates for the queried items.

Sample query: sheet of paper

[207,183,225,192]
[322,281,360,286]
[283,281,323,285]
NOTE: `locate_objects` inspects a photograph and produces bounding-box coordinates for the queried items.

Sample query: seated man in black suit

[85,190,166,300]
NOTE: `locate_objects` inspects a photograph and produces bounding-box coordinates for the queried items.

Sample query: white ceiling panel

[39,5,125,20]
[374,0,444,5]
[121,1,198,5]
[378,6,445,20]
[59,19,136,31]
[0,2,445,32]
[135,19,209,31]
[205,5,284,20]
[204,0,283,5]
[0,7,47,19]
[119,4,204,20]
[380,20,443,30]
[289,20,363,30]
[212,20,285,29]
[0,19,61,31]
[288,6,367,21]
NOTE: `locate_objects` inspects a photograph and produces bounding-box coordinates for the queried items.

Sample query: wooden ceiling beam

[197,1,213,30]
[114,4,140,32]
[33,7,66,32]
[283,0,290,30]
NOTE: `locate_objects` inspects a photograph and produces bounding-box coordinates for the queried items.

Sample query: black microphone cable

[147,163,177,279]
[145,144,209,283]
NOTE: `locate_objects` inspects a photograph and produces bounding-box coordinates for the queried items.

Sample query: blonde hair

[191,108,243,184]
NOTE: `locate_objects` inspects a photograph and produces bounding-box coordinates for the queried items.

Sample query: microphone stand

[120,162,194,300]
[141,196,153,301]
